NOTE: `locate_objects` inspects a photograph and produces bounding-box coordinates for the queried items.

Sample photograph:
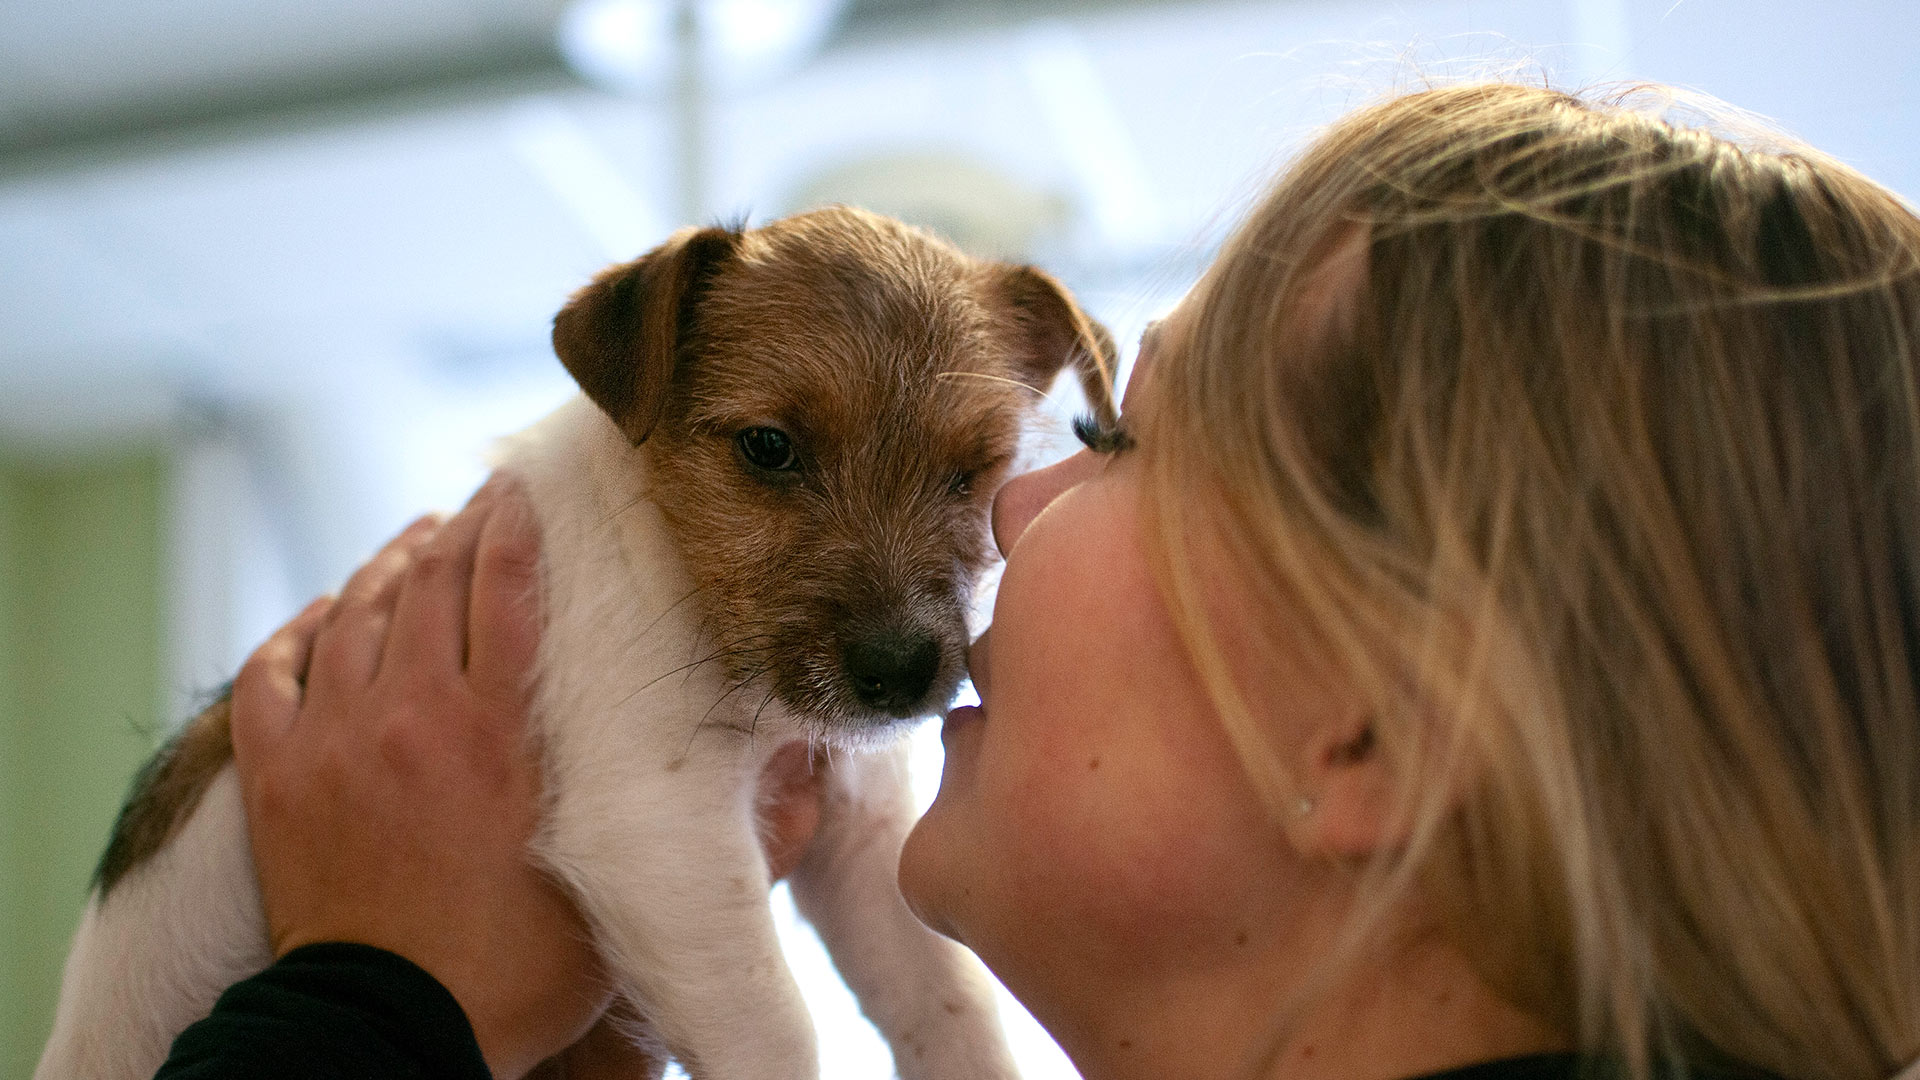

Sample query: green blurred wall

[0,450,165,1077]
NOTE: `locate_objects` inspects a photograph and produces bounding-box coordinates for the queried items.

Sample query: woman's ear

[551,225,741,444]
[1288,713,1407,859]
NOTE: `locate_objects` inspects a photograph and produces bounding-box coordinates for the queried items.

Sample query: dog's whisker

[713,659,774,720]
[935,370,1041,396]
[751,688,779,739]
[592,491,652,531]
[613,642,779,711]
[620,587,707,654]
[682,658,776,754]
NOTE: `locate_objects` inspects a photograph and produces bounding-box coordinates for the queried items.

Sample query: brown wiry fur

[555,206,1116,735]
[94,694,233,898]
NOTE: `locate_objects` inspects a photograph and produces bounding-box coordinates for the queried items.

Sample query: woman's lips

[966,629,992,697]
[941,704,983,746]
[944,628,989,747]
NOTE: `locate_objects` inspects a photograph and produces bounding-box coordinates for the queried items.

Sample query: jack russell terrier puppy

[37,205,1117,1080]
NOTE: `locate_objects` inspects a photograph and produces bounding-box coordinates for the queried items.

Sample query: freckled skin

[902,439,1317,1007]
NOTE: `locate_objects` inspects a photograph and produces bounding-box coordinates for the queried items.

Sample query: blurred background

[1,0,1915,1074]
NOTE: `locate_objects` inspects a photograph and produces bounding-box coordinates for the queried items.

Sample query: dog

[36,205,1117,1079]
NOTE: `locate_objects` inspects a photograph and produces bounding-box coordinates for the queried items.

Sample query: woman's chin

[901,703,990,941]
[898,804,961,940]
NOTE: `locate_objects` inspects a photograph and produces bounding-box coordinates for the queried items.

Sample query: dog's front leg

[791,743,1020,1080]
[535,739,817,1080]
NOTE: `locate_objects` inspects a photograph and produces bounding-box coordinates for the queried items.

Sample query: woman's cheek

[989,704,1260,944]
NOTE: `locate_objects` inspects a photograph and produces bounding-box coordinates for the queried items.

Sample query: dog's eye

[947,471,973,497]
[736,427,798,471]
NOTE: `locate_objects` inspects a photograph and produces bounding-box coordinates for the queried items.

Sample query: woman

[902,81,1920,1079]
[172,82,1920,1079]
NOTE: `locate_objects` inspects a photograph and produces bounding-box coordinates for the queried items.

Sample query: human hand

[229,476,608,1079]
[230,475,835,1078]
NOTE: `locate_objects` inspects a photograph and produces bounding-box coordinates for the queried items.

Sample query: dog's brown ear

[983,264,1120,424]
[552,225,742,444]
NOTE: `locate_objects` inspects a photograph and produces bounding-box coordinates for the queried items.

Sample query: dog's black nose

[844,632,942,716]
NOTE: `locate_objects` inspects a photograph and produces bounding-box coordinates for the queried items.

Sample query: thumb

[230,596,333,768]
[757,742,826,882]
[466,477,544,713]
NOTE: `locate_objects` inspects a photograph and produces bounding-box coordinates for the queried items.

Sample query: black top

[150,947,1751,1080]
[153,942,489,1080]
[1431,1057,1604,1079]
[1427,1056,1769,1080]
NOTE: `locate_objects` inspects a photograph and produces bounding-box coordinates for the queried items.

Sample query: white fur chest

[502,396,801,792]
[490,396,1014,1078]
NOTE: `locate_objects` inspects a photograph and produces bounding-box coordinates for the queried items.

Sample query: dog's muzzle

[841,629,943,718]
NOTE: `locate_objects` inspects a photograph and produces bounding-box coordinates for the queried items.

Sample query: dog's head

[553,206,1116,737]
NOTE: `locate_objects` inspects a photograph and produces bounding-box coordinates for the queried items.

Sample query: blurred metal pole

[672,0,707,225]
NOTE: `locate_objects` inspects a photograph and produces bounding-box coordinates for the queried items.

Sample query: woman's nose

[991,450,1104,558]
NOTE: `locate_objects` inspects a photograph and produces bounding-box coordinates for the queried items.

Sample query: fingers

[381,480,501,685]
[307,515,442,703]
[230,596,334,766]
[466,478,543,714]
[757,742,826,882]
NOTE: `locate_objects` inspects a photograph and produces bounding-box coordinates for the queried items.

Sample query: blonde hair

[1145,82,1920,1079]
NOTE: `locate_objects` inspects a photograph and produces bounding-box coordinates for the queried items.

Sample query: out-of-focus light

[558,0,848,94]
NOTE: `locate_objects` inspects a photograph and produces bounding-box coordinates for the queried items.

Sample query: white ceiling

[0,0,1360,451]
[0,0,1155,155]
[3,0,1918,460]
[0,0,570,152]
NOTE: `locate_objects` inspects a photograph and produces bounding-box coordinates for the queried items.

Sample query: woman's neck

[1039,932,1566,1080]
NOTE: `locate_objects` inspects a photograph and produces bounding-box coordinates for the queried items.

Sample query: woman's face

[898,302,1360,1033]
